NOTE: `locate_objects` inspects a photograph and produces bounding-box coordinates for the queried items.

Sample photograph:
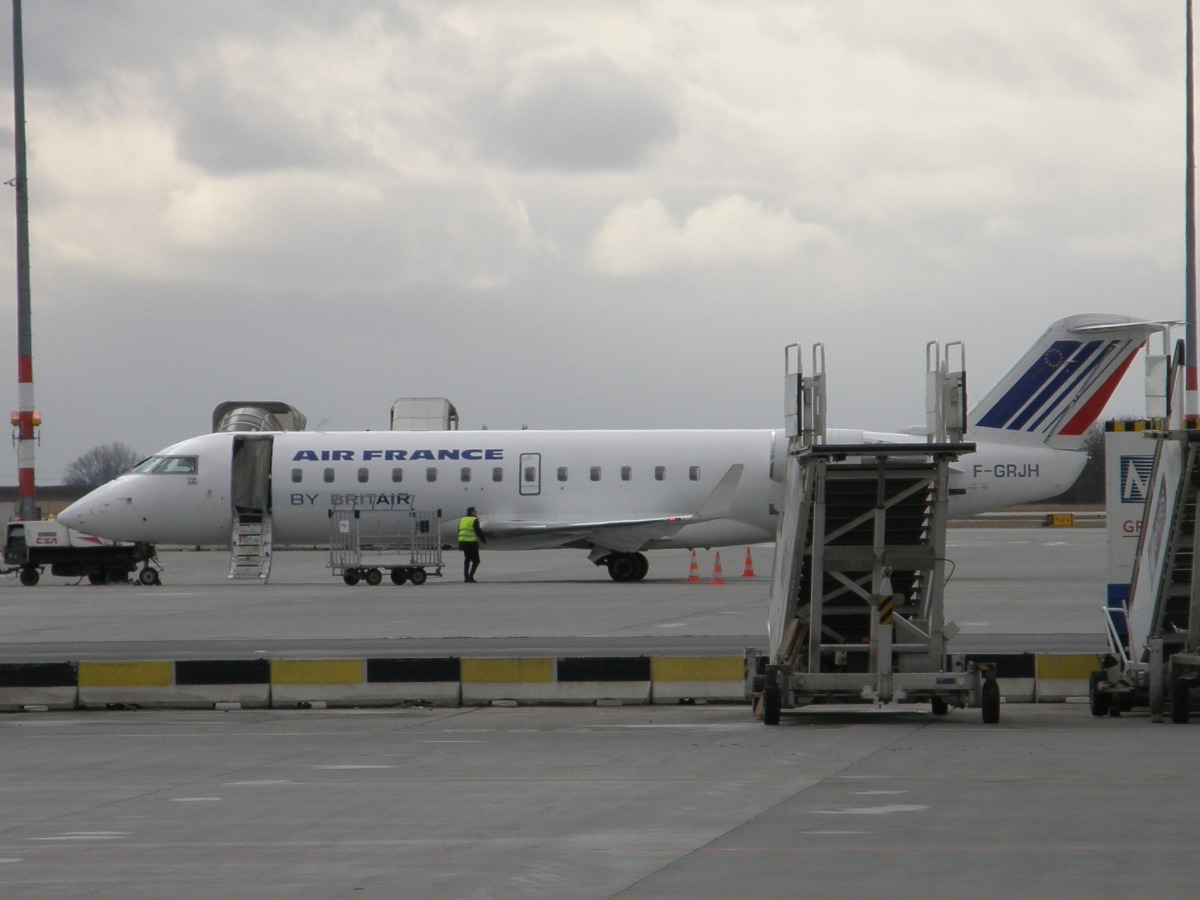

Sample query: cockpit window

[153,456,198,475]
[129,457,162,474]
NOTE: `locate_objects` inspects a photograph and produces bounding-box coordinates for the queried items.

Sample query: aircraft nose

[59,485,125,537]
[58,495,96,531]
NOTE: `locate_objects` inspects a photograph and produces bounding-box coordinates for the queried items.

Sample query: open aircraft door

[519,452,542,496]
[229,435,274,581]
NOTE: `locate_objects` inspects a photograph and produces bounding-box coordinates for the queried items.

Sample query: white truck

[3,519,158,586]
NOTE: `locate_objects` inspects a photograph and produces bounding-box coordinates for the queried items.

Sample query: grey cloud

[171,70,344,175]
[476,56,678,172]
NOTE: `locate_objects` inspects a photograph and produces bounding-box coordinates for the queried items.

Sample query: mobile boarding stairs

[749,341,1000,724]
[1093,415,1200,723]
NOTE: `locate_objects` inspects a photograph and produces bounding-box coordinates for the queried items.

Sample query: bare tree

[63,442,141,486]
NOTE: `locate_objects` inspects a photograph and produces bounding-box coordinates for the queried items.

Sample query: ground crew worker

[458,506,486,582]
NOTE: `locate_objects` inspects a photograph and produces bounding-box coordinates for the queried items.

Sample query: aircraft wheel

[606,553,638,582]
[1088,671,1110,717]
[633,552,649,580]
[343,569,361,586]
[391,568,409,585]
[981,680,1001,724]
[1171,677,1191,724]
[19,566,39,586]
[138,567,160,586]
[409,568,427,586]
[365,568,383,586]
[762,683,781,725]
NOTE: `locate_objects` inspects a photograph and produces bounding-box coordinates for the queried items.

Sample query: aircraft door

[231,435,273,514]
[519,452,541,496]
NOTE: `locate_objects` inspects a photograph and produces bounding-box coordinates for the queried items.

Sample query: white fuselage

[59,426,1084,551]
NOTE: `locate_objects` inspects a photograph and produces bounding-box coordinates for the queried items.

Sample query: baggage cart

[328,509,443,586]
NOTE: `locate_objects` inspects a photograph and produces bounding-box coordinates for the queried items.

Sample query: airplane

[59,314,1159,582]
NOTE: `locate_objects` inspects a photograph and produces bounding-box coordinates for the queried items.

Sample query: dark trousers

[461,542,480,581]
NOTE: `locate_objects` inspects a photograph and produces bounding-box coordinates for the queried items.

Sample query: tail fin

[968,314,1163,450]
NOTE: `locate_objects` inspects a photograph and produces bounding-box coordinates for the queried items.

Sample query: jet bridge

[751,341,998,723]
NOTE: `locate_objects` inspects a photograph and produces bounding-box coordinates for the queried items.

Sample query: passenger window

[621,466,632,481]
[492,467,503,483]
[357,467,369,483]
[391,467,403,483]
[689,466,701,481]
[323,468,335,483]
[655,466,666,481]
[426,467,437,482]
[291,468,303,484]
[461,467,471,483]
[590,466,601,482]
[557,467,569,482]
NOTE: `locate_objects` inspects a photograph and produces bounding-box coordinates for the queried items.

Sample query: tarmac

[0,528,1196,898]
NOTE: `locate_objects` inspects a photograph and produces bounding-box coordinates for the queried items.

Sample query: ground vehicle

[2,519,157,586]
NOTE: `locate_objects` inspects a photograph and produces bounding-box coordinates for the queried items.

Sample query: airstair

[230,513,272,581]
[228,434,274,582]
[751,341,998,723]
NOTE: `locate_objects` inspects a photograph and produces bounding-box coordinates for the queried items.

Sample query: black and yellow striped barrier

[0,653,1104,710]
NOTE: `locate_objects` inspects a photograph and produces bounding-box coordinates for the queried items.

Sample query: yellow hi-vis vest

[458,516,479,543]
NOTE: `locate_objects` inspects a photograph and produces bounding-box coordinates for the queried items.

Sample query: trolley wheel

[981,680,1001,724]
[931,696,950,716]
[88,571,109,585]
[365,568,383,586]
[762,683,781,725]
[343,569,361,586]
[1171,677,1191,724]
[1088,671,1110,717]
[409,568,428,586]
[19,566,39,586]
[138,567,160,586]
[390,568,409,585]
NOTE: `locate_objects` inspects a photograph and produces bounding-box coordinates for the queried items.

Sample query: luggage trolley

[328,508,444,586]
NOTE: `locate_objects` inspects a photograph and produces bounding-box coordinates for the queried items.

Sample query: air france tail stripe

[1027,340,1137,434]
[976,340,1084,430]
[1057,344,1142,436]
[1022,341,1119,434]
[1009,340,1106,432]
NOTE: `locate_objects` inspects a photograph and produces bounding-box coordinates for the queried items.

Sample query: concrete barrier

[363,657,461,706]
[0,662,77,711]
[1035,653,1102,702]
[651,656,744,703]
[0,652,1108,711]
[174,659,271,708]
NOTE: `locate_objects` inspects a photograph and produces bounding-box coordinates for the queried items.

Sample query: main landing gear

[600,552,649,582]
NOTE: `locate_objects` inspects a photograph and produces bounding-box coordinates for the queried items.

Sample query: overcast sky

[0,1,1189,484]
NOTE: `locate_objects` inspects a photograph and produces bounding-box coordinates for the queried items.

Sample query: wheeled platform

[1092,421,1200,722]
[3,519,159,586]
[328,508,443,587]
[750,341,997,723]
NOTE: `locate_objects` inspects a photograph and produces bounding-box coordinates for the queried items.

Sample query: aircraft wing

[483,464,744,553]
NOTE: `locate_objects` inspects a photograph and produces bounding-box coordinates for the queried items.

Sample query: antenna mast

[11,0,36,519]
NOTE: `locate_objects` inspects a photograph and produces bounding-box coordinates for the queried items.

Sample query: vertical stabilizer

[968,315,1163,451]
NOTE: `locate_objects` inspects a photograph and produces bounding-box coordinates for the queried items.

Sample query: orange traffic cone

[686,550,701,583]
[741,547,757,578]
[710,551,726,585]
